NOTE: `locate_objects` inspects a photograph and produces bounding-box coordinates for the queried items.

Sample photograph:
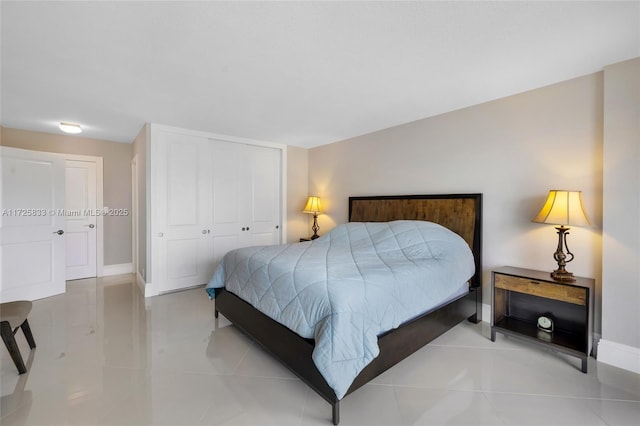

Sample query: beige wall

[310,73,604,330]
[600,57,640,368]
[1,127,133,266]
[286,145,310,243]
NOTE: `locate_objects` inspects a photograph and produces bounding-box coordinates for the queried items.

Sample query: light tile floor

[1,275,639,425]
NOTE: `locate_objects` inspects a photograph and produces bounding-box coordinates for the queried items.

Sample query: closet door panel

[211,235,241,267]
[166,239,199,279]
[167,143,198,226]
[149,126,283,294]
[210,140,246,263]
[246,145,281,247]
[211,140,244,226]
[155,132,212,292]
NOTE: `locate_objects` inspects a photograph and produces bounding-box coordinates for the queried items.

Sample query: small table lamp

[303,196,323,240]
[532,190,591,281]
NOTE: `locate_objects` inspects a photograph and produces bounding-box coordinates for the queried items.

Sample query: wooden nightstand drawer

[494,274,587,305]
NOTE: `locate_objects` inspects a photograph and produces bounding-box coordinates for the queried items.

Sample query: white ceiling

[2,1,639,148]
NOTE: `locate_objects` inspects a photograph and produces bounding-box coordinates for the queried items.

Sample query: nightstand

[491,266,594,373]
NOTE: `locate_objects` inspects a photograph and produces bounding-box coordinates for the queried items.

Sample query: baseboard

[597,339,640,374]
[132,269,158,298]
[592,332,602,358]
[102,263,133,276]
[144,281,159,298]
[135,271,146,294]
[482,303,490,323]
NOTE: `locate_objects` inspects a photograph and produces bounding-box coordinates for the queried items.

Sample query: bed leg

[467,287,482,324]
[332,401,340,425]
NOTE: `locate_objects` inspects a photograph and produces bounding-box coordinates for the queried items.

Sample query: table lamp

[302,196,323,240]
[532,190,591,281]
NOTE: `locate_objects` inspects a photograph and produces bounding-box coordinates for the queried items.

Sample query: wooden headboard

[349,193,482,288]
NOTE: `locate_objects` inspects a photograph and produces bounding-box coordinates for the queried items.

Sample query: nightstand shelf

[491,266,594,373]
[493,317,587,356]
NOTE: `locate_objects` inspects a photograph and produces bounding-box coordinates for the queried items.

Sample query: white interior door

[65,160,97,280]
[1,147,66,302]
[210,141,282,259]
[211,139,245,264]
[247,145,281,246]
[154,132,212,293]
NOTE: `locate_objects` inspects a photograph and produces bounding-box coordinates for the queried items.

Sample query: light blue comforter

[206,220,474,399]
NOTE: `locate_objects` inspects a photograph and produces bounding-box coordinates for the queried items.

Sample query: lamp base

[310,213,320,240]
[551,269,576,282]
[550,225,576,282]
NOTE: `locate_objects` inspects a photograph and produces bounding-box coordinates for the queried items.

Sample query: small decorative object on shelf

[491,266,593,373]
[537,315,554,332]
[532,190,591,282]
[302,196,323,240]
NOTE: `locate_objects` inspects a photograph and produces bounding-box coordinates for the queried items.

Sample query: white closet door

[150,127,283,294]
[210,139,245,264]
[210,141,282,263]
[0,147,66,301]
[155,132,212,293]
[246,145,281,247]
[65,160,97,280]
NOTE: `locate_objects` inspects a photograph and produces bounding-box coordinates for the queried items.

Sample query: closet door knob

[202,230,208,235]
[53,229,64,235]
[242,227,246,231]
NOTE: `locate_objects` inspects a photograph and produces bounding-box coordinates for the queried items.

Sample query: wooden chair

[1,301,36,374]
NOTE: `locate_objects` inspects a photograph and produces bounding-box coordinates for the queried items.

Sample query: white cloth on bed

[206,220,475,399]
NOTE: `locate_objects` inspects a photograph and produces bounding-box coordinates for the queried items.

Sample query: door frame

[63,154,104,277]
[131,154,143,293]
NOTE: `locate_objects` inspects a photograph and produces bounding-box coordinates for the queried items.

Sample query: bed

[207,193,482,424]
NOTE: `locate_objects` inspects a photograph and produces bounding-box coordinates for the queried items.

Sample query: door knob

[86,224,95,229]
[53,230,64,235]
[202,230,208,235]
[158,232,164,237]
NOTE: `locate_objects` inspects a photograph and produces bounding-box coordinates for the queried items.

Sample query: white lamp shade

[532,190,591,227]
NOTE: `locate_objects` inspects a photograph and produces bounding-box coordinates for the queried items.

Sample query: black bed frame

[213,193,483,424]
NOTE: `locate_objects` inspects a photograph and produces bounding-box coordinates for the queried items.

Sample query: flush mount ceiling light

[59,122,82,134]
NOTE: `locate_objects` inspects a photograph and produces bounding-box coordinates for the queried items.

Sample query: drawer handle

[530,280,541,285]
